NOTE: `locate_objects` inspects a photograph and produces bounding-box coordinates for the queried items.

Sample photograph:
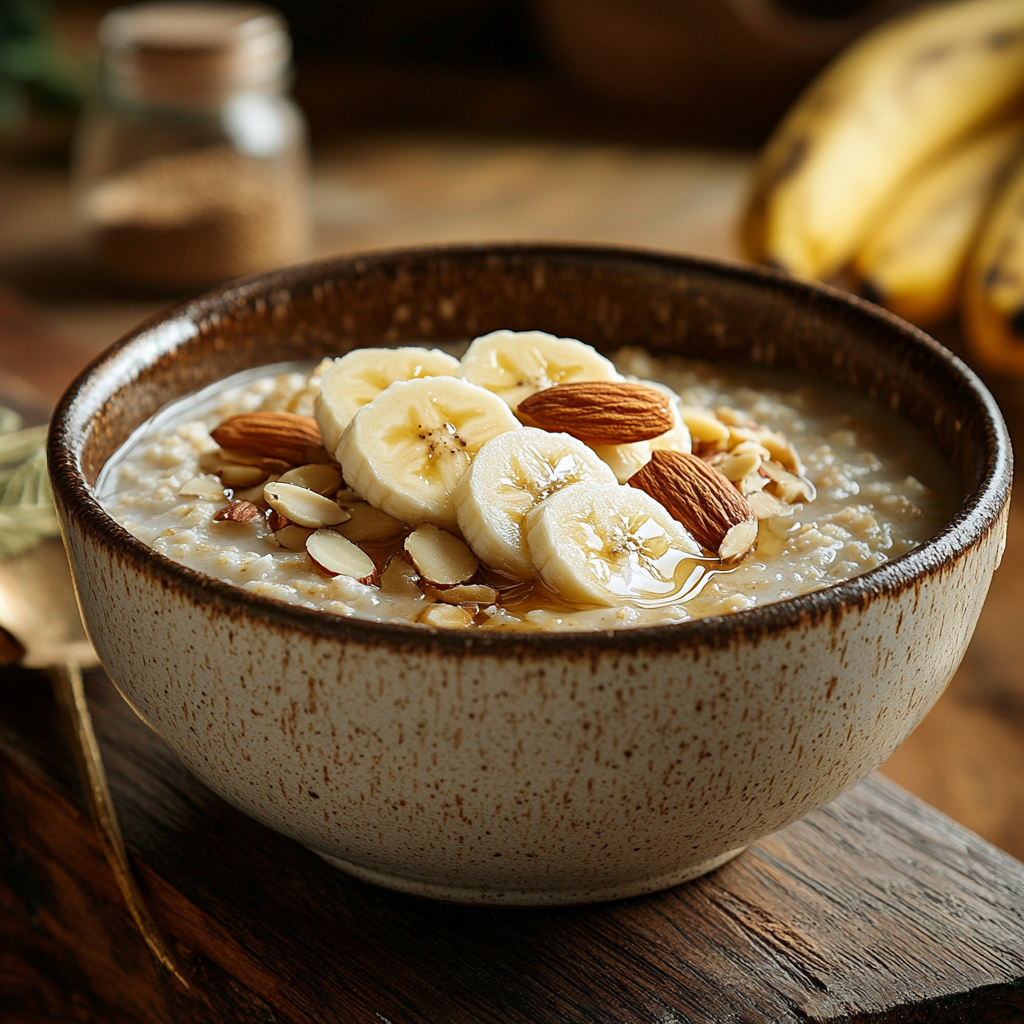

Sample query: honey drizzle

[363,531,739,622]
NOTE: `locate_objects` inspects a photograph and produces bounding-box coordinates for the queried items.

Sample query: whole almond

[628,450,758,561]
[517,382,674,445]
[211,412,325,466]
[213,500,263,523]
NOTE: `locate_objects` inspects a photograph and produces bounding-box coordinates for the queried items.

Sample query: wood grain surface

[2,664,1024,1024]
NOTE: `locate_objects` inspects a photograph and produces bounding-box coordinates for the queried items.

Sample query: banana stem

[49,660,190,989]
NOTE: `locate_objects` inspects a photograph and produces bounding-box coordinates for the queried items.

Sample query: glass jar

[72,3,310,292]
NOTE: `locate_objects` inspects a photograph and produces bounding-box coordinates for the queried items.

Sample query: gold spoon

[0,535,189,988]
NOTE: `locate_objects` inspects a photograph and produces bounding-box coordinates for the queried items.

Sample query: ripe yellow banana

[854,119,1024,326]
[742,0,1024,281]
[962,150,1024,374]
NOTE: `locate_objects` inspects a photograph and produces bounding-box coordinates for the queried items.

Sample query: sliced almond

[403,524,478,586]
[267,509,291,532]
[276,524,315,550]
[719,520,760,561]
[737,470,770,496]
[717,449,763,482]
[760,461,817,503]
[746,490,785,520]
[306,530,377,583]
[760,434,802,475]
[517,382,674,445]
[334,502,406,543]
[200,448,288,473]
[428,583,500,607]
[211,412,324,466]
[219,464,270,488]
[418,604,474,628]
[279,463,342,496]
[178,474,225,500]
[264,481,350,528]
[628,450,758,561]
[680,407,730,444]
[213,500,263,523]
[379,554,425,599]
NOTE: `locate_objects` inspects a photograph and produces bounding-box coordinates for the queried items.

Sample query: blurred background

[2,0,1023,864]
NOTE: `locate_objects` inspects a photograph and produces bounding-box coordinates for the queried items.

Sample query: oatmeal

[97,332,958,631]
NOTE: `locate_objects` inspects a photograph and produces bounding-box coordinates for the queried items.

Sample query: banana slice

[454,427,617,580]
[337,377,520,530]
[315,347,461,457]
[524,482,703,608]
[460,330,623,410]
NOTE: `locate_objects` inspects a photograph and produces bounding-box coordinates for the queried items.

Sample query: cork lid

[100,3,291,105]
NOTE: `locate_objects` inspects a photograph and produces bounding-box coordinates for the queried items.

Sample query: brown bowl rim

[48,242,1013,656]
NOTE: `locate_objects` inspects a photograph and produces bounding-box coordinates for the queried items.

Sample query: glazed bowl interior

[57,243,1008,646]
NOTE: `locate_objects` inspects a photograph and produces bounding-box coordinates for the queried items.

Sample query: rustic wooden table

[3,664,1023,1023]
[2,136,1024,1020]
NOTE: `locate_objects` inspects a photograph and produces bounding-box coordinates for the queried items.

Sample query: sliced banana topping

[524,482,703,607]
[460,330,623,410]
[337,376,520,530]
[454,427,618,580]
[316,347,461,457]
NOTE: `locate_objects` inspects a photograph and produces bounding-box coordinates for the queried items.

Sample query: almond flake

[760,461,817,503]
[418,604,474,628]
[517,382,674,445]
[718,449,762,482]
[747,491,785,520]
[213,500,262,523]
[334,502,406,543]
[628,450,758,561]
[178,474,225,500]
[279,463,342,495]
[276,524,315,550]
[680,408,730,444]
[211,412,324,466]
[404,524,478,586]
[305,530,376,583]
[429,583,500,607]
[264,481,351,528]
[267,509,291,532]
[379,555,425,599]
[219,464,270,488]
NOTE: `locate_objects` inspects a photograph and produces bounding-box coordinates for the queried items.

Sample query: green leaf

[0,415,60,559]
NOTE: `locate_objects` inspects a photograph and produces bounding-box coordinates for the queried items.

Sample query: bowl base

[314,847,747,906]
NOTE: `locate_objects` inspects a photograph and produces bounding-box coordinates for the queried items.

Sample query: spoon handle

[49,659,190,989]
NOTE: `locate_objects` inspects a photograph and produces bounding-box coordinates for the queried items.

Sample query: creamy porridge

[98,332,957,631]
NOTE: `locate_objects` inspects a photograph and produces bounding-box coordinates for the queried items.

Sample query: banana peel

[963,149,1024,374]
[742,0,1024,281]
[854,119,1024,327]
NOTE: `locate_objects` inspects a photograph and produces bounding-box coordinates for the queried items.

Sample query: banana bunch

[741,0,1024,374]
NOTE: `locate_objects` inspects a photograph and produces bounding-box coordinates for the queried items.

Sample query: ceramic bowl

[49,245,1011,905]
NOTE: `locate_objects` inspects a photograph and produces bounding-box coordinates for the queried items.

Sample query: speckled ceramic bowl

[49,245,1011,905]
